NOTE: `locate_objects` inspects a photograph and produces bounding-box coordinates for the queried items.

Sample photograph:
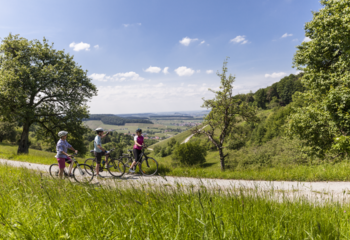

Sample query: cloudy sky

[0,0,321,114]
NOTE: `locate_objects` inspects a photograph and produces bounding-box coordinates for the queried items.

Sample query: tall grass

[0,165,350,239]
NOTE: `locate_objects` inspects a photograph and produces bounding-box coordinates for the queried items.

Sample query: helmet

[58,131,68,138]
[95,128,104,133]
[136,128,142,133]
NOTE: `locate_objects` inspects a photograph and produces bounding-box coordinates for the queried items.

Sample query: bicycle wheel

[49,164,60,179]
[73,164,94,183]
[84,158,96,176]
[140,157,158,176]
[108,158,126,178]
[118,156,131,168]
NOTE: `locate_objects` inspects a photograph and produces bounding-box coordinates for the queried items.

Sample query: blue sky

[0,0,321,114]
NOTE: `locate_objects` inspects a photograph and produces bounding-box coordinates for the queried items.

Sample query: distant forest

[234,73,304,109]
[84,114,153,125]
[149,115,195,120]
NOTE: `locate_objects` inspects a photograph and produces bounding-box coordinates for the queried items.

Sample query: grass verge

[1,165,350,239]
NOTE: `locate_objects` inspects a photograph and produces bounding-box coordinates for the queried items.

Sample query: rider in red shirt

[129,128,144,173]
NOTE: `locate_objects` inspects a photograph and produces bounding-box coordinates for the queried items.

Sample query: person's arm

[58,142,71,157]
[69,147,78,154]
[101,132,109,139]
[134,137,143,147]
[97,144,106,152]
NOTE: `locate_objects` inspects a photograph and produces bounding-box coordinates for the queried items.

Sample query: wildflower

[344,210,347,213]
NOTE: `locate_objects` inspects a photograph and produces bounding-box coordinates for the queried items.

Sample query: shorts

[133,148,142,162]
[94,151,106,164]
[57,157,72,169]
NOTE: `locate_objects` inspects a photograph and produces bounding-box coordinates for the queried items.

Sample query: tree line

[85,114,153,125]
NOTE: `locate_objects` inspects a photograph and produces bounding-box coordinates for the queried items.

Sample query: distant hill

[84,114,152,125]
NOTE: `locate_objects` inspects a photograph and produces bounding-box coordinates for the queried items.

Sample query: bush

[172,141,207,166]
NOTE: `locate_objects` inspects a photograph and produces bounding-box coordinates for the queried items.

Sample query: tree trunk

[219,147,225,171]
[17,122,30,154]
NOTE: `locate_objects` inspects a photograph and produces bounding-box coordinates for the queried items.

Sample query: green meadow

[1,165,350,239]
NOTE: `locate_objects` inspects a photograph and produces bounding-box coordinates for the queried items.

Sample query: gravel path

[2,158,350,202]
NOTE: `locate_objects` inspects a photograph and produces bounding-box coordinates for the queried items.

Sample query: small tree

[194,59,258,171]
[0,34,97,154]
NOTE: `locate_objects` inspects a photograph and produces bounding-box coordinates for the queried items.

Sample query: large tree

[194,59,258,171]
[288,0,350,158]
[0,34,97,154]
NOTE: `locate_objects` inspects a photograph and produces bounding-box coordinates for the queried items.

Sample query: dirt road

[2,158,350,202]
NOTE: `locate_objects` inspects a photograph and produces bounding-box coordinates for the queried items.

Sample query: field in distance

[83,120,199,138]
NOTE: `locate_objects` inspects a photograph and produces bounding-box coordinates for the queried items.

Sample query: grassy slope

[1,165,350,239]
[148,128,193,148]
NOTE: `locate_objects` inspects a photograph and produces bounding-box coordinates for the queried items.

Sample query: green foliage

[225,137,307,171]
[0,122,16,143]
[254,88,267,109]
[172,141,207,166]
[0,34,97,154]
[288,0,350,158]
[153,139,178,158]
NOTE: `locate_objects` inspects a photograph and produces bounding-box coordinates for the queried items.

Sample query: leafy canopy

[288,0,350,158]
[0,34,97,154]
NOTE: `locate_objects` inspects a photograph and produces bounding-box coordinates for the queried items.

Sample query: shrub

[172,141,207,166]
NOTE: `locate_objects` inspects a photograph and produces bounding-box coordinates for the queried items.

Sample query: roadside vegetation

[1,164,350,239]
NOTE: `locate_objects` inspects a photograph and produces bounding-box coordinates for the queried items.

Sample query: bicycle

[119,146,158,176]
[84,148,126,178]
[49,153,94,183]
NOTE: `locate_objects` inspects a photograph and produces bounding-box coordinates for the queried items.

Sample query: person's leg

[95,152,103,177]
[58,158,66,179]
[66,157,73,175]
[130,149,140,170]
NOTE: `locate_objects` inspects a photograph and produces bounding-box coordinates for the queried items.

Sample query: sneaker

[68,173,74,178]
[105,165,113,169]
[128,169,135,173]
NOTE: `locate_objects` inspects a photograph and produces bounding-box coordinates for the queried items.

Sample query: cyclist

[55,131,78,179]
[94,128,110,178]
[129,128,144,173]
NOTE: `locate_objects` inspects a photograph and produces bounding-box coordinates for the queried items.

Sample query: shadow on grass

[157,164,172,176]
[201,162,216,168]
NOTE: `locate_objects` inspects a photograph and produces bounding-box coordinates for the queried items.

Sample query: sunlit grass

[1,165,350,239]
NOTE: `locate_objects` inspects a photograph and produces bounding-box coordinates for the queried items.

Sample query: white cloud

[123,23,141,27]
[180,83,184,86]
[145,66,161,73]
[155,83,164,88]
[89,72,144,82]
[281,33,293,38]
[163,67,169,74]
[179,37,198,46]
[292,39,299,42]
[188,84,197,87]
[265,72,287,78]
[69,42,90,51]
[174,66,195,76]
[206,70,213,74]
[89,82,218,113]
[303,37,312,42]
[230,35,248,44]
[196,70,201,73]
[200,40,205,44]
[94,45,99,49]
